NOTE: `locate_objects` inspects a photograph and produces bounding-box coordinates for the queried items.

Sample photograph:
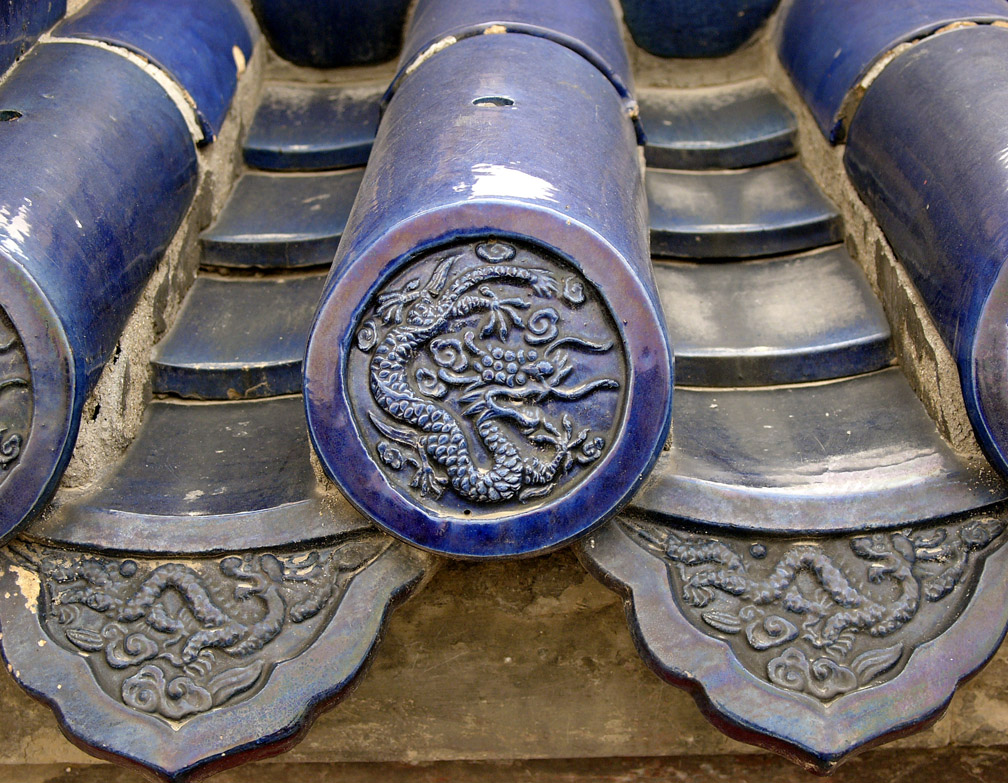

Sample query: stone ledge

[1,745,1006,782]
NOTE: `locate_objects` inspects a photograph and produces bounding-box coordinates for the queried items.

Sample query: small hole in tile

[0,110,22,122]
[463,509,471,515]
[472,96,514,108]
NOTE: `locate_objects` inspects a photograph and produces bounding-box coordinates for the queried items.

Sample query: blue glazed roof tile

[55,0,258,141]
[778,0,1008,142]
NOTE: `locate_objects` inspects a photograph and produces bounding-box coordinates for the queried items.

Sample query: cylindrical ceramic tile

[304,32,672,558]
[0,42,197,541]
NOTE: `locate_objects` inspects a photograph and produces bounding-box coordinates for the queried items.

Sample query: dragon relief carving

[624,516,1005,701]
[6,535,390,721]
[0,308,30,477]
[351,240,625,510]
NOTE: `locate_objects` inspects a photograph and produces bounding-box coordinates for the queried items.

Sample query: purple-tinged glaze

[55,0,257,141]
[845,25,1008,481]
[0,42,196,542]
[390,0,636,122]
[777,0,1008,142]
[579,508,1008,771]
[304,33,671,559]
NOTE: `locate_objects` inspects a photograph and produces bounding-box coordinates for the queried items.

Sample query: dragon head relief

[624,516,1006,701]
[348,239,627,512]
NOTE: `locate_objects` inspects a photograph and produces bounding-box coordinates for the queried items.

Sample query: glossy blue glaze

[621,0,779,58]
[244,83,383,172]
[201,170,364,269]
[579,511,1008,771]
[304,34,672,559]
[250,0,411,67]
[845,26,1008,481]
[633,368,1007,533]
[0,535,428,780]
[0,0,63,74]
[777,0,1008,143]
[639,81,796,170]
[657,246,892,386]
[648,160,842,259]
[391,0,635,119]
[0,42,196,542]
[33,397,359,553]
[55,0,256,141]
[152,273,326,399]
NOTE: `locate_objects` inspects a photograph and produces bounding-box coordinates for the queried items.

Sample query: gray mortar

[608,0,770,89]
[761,21,984,460]
[629,28,768,89]
[64,0,88,16]
[263,49,399,86]
[60,38,266,489]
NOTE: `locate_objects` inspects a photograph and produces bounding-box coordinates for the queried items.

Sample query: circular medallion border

[305,213,672,558]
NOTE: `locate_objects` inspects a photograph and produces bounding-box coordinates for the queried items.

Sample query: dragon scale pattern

[357,241,621,506]
[625,517,1005,700]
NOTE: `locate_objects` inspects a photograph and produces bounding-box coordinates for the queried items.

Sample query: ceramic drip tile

[639,80,796,170]
[632,368,1007,534]
[655,245,892,386]
[647,159,843,259]
[152,273,326,400]
[244,82,383,171]
[577,508,1008,771]
[31,396,370,553]
[201,169,363,269]
[2,519,427,778]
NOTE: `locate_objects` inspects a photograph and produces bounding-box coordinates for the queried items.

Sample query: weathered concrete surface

[0,547,991,778]
[951,642,1008,747]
